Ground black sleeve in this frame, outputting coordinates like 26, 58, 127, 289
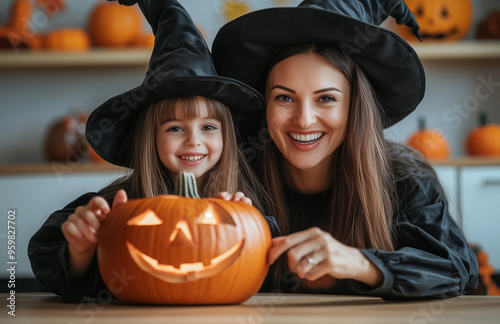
263, 215, 281, 238
27, 193, 110, 303
350, 169, 479, 300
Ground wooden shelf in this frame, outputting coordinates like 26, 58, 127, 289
0, 41, 499, 68
430, 157, 500, 167
0, 158, 499, 175
411, 40, 500, 60
0, 163, 126, 175
0, 48, 151, 69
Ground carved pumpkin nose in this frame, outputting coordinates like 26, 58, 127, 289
169, 203, 237, 247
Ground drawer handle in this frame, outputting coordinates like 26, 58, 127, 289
483, 179, 500, 186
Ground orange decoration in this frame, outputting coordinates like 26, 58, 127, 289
88, 1, 142, 47
31, 29, 90, 52
472, 244, 500, 296
407, 118, 450, 159
222, 0, 251, 22
97, 172, 271, 305
44, 113, 89, 162
131, 32, 155, 49
395, 0, 473, 41
0, 0, 34, 49
466, 114, 500, 157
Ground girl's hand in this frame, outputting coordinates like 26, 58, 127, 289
61, 189, 128, 277
215, 191, 252, 206
267, 227, 383, 288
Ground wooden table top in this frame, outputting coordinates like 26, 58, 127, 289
2, 292, 500, 324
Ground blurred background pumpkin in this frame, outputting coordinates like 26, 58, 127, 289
88, 1, 142, 47
407, 117, 451, 159
394, 0, 473, 41
466, 113, 500, 157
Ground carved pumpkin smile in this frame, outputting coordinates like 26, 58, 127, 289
126, 239, 244, 283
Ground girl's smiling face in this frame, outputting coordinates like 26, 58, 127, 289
156, 100, 223, 184
265, 52, 350, 173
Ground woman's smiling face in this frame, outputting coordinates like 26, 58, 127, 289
265, 52, 350, 172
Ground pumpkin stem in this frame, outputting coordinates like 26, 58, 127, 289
480, 112, 488, 126
418, 117, 426, 131
175, 172, 200, 198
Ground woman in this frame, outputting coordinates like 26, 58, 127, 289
212, 0, 478, 299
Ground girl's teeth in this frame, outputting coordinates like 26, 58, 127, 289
181, 156, 204, 161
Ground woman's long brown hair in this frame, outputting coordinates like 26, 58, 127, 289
259, 44, 396, 290
99, 96, 268, 214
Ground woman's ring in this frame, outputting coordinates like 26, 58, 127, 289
307, 257, 317, 265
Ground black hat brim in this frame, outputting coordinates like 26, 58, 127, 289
86, 76, 264, 168
212, 7, 425, 127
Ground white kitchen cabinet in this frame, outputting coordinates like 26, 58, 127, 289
460, 167, 500, 270
0, 168, 124, 279
434, 166, 460, 225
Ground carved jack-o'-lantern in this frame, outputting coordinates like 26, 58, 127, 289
396, 0, 473, 41
97, 172, 271, 305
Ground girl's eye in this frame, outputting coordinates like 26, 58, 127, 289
167, 126, 183, 132
275, 94, 293, 102
201, 124, 217, 131
318, 95, 336, 103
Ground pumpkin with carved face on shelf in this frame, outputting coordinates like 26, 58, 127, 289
395, 0, 473, 41
97, 172, 271, 305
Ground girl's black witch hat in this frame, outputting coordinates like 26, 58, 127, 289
86, 0, 264, 167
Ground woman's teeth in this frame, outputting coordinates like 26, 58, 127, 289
180, 155, 204, 161
289, 132, 324, 143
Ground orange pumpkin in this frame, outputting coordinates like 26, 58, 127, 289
97, 172, 271, 305
395, 0, 473, 41
31, 29, 90, 52
44, 113, 89, 162
0, 0, 33, 49
407, 118, 450, 159
88, 1, 142, 47
466, 114, 500, 157
131, 32, 155, 49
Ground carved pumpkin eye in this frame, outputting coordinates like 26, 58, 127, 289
127, 209, 163, 226
441, 7, 449, 18
415, 6, 424, 17
196, 203, 236, 226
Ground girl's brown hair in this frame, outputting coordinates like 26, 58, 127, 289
260, 43, 396, 290
100, 96, 267, 213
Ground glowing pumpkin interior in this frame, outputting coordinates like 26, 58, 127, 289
125, 203, 245, 283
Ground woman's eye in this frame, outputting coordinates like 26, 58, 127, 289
201, 124, 217, 131
275, 94, 293, 102
167, 126, 183, 132
318, 95, 336, 103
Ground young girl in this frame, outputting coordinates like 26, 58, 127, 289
28, 0, 275, 303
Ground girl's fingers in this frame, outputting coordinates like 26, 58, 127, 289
74, 206, 101, 230
86, 197, 110, 220
240, 196, 252, 205
66, 213, 97, 242
215, 192, 232, 201
112, 189, 128, 209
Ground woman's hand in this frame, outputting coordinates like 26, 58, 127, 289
61, 189, 128, 278
267, 227, 383, 288
215, 191, 252, 206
